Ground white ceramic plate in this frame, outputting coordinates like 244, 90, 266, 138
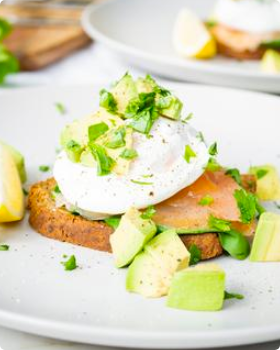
0, 84, 280, 349
82, 0, 280, 93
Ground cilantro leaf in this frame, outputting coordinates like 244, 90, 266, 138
209, 142, 218, 156
141, 205, 156, 220
88, 122, 109, 142
209, 215, 231, 232
119, 148, 138, 160
55, 102, 66, 115
225, 168, 242, 186
219, 229, 250, 260
224, 291, 244, 300
0, 244, 9, 251
256, 169, 268, 180
62, 255, 77, 271
0, 18, 12, 41
104, 216, 121, 230
39, 165, 50, 172
261, 39, 280, 50
206, 157, 221, 172
189, 244, 201, 265
66, 140, 83, 162
182, 113, 193, 123
196, 131, 205, 143
131, 179, 153, 185
22, 188, 29, 196
0, 44, 19, 84
234, 189, 257, 224
105, 126, 126, 149
184, 145, 197, 163
198, 195, 214, 206
99, 89, 117, 113
89, 143, 115, 176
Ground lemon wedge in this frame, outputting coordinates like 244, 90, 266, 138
261, 49, 280, 74
0, 144, 24, 222
173, 8, 217, 59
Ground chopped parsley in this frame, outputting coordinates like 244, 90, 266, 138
39, 165, 50, 172
224, 291, 244, 300
182, 112, 193, 123
89, 143, 115, 176
225, 168, 242, 186
104, 216, 121, 230
55, 102, 66, 115
189, 244, 201, 265
219, 229, 250, 260
208, 142, 218, 156
88, 122, 109, 142
141, 205, 156, 220
62, 255, 77, 271
234, 189, 257, 224
105, 126, 126, 149
184, 145, 197, 163
66, 140, 82, 161
99, 89, 117, 113
0, 18, 12, 40
261, 39, 280, 50
0, 244, 9, 251
196, 131, 205, 143
256, 169, 268, 180
209, 215, 231, 232
119, 148, 138, 160
53, 184, 61, 194
22, 188, 29, 196
205, 157, 221, 172
130, 179, 153, 185
205, 20, 217, 28
198, 195, 214, 206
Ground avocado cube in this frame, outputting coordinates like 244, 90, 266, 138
159, 96, 183, 121
250, 212, 280, 262
249, 165, 280, 201
110, 207, 157, 268
0, 141, 27, 183
112, 73, 138, 115
167, 264, 225, 311
126, 230, 190, 298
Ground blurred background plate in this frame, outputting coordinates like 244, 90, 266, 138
82, 0, 280, 93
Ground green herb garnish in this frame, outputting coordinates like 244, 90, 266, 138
198, 195, 214, 206
206, 157, 221, 172
208, 142, 218, 156
182, 112, 193, 123
209, 215, 231, 232
0, 244, 9, 251
88, 122, 109, 142
22, 188, 29, 196
184, 145, 197, 163
234, 188, 257, 224
39, 165, 50, 172
66, 140, 83, 162
189, 244, 201, 265
119, 148, 138, 160
274, 202, 280, 210
89, 143, 115, 176
225, 168, 242, 186
104, 216, 121, 230
224, 291, 244, 300
105, 126, 126, 149
99, 89, 117, 113
261, 39, 280, 50
196, 131, 205, 143
205, 20, 217, 28
141, 205, 156, 220
0, 18, 12, 40
62, 255, 77, 271
256, 169, 268, 180
55, 102, 66, 115
131, 179, 153, 185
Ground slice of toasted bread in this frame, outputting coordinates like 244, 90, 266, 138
28, 178, 224, 260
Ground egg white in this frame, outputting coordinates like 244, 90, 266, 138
53, 118, 209, 216
213, 0, 280, 33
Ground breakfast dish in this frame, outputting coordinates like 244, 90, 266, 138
11, 73, 277, 310
0, 83, 280, 347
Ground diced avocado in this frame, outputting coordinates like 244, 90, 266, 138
261, 50, 280, 74
249, 165, 280, 201
80, 149, 95, 167
0, 141, 27, 183
112, 73, 138, 115
167, 264, 226, 311
126, 230, 190, 298
135, 76, 156, 94
250, 212, 280, 262
158, 95, 183, 121
110, 207, 157, 268
65, 140, 83, 163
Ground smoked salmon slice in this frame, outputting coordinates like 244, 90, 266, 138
154, 171, 256, 236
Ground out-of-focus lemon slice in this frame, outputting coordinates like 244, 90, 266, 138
0, 144, 24, 222
173, 8, 217, 59
261, 49, 280, 74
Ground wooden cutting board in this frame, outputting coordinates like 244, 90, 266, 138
1, 5, 92, 71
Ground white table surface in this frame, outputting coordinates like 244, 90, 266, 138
1, 43, 280, 350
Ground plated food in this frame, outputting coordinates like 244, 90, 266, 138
173, 0, 280, 73
1, 74, 279, 313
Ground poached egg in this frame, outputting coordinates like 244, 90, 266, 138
54, 117, 209, 216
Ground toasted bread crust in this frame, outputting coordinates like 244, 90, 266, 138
28, 178, 225, 260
